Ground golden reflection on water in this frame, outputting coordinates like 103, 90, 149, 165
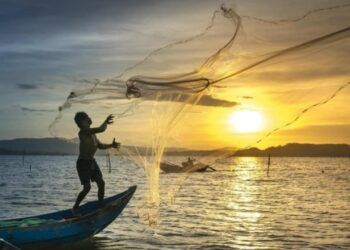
1, 156, 350, 249
224, 157, 271, 248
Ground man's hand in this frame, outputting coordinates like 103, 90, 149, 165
111, 138, 121, 149
85, 114, 114, 134
104, 114, 114, 125
100, 114, 114, 131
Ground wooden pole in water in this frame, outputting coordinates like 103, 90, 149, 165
108, 152, 112, 173
106, 153, 108, 170
267, 154, 271, 177
22, 149, 25, 167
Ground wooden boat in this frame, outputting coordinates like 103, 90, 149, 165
0, 238, 20, 249
160, 160, 214, 173
0, 186, 136, 249
160, 161, 184, 173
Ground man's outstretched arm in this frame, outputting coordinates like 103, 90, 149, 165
82, 115, 114, 134
97, 138, 121, 150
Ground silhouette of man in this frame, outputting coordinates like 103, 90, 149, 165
72, 112, 120, 216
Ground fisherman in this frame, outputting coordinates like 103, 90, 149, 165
72, 112, 120, 216
182, 156, 194, 168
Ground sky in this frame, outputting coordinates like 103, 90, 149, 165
0, 0, 349, 149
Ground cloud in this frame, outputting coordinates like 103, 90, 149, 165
21, 106, 55, 113
274, 124, 350, 144
249, 55, 350, 84
142, 93, 239, 107
17, 84, 37, 89
86, 93, 239, 107
197, 95, 239, 107
240, 96, 253, 99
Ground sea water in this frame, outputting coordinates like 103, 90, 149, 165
0, 155, 349, 249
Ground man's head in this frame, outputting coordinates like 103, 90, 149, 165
74, 112, 92, 128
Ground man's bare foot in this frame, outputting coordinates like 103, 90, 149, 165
72, 207, 82, 217
98, 201, 105, 209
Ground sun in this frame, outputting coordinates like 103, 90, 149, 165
229, 110, 264, 133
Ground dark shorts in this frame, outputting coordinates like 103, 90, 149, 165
76, 159, 103, 185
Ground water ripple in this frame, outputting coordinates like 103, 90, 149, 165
0, 156, 349, 249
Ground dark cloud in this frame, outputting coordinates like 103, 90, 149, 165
0, 0, 160, 43
87, 93, 239, 107
197, 95, 239, 107
17, 84, 37, 90
142, 94, 239, 107
0, 0, 162, 89
240, 96, 253, 99
21, 106, 55, 113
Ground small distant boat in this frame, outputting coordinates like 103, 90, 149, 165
0, 186, 136, 249
160, 161, 184, 173
160, 158, 215, 173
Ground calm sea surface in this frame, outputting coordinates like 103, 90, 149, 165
0, 156, 349, 249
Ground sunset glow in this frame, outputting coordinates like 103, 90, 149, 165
229, 110, 264, 133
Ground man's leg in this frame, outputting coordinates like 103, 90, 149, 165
92, 160, 105, 206
96, 177, 105, 206
73, 182, 91, 209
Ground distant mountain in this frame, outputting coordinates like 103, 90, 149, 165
0, 138, 349, 157
0, 138, 78, 155
0, 148, 20, 155
0, 137, 191, 156
0, 137, 237, 156
234, 143, 350, 157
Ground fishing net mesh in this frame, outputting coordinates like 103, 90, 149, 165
49, 2, 350, 225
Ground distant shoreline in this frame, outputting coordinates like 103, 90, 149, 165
0, 154, 349, 158
0, 138, 349, 157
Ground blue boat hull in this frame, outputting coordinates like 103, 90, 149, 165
0, 186, 137, 249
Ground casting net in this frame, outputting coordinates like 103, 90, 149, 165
49, 1, 350, 225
